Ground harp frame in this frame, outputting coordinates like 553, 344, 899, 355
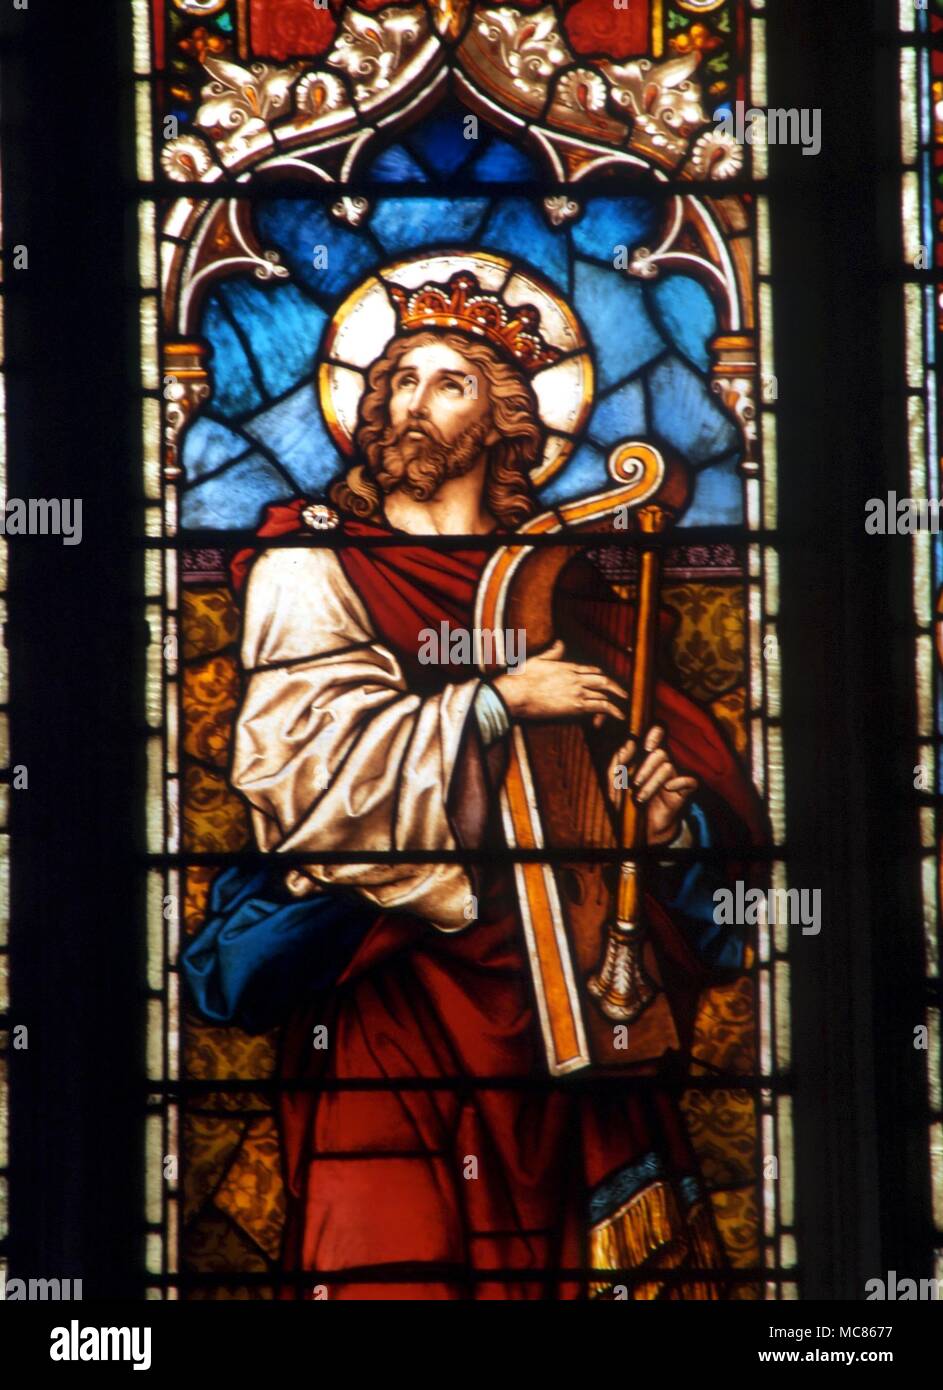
474, 442, 690, 1077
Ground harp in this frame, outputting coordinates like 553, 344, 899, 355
475, 441, 691, 1077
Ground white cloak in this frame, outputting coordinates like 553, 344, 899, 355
230, 546, 492, 932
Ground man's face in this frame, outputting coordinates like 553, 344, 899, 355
388, 341, 496, 448
366, 338, 500, 502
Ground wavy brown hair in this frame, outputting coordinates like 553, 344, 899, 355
329, 329, 543, 527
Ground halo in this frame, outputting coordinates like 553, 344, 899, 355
317, 250, 595, 488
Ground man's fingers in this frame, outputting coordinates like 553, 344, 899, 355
564, 664, 630, 703
643, 724, 665, 753
583, 697, 625, 723
607, 739, 635, 784
572, 664, 629, 695
580, 673, 629, 703
636, 762, 676, 804
664, 776, 698, 796
633, 747, 668, 787
568, 664, 629, 700
615, 738, 637, 767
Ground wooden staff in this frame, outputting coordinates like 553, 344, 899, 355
588, 501, 669, 1022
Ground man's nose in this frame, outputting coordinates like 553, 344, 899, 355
406, 380, 432, 415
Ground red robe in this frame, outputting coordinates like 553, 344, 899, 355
232, 504, 768, 1300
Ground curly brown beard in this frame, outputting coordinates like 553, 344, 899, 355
330, 330, 542, 528
368, 415, 491, 501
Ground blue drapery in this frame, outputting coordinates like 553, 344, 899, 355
180, 867, 376, 1034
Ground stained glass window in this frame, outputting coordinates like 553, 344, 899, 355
899, 0, 943, 1283
136, 0, 794, 1299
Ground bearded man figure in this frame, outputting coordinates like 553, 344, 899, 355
193, 269, 766, 1300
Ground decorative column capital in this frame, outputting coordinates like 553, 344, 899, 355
163, 342, 211, 483
709, 332, 758, 474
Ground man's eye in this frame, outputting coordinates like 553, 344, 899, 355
441, 379, 462, 394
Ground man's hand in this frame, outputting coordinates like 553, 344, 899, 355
607, 724, 698, 847
492, 640, 628, 726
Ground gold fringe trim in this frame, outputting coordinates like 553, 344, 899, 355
590, 1180, 677, 1270
589, 1182, 727, 1301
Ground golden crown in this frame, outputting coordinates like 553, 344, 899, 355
387, 270, 562, 374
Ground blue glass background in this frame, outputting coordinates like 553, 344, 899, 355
182, 170, 742, 529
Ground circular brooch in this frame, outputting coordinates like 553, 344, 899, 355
301, 503, 340, 532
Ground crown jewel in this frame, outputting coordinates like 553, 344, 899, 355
388, 270, 561, 373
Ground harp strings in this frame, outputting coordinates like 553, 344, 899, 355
553, 551, 637, 848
